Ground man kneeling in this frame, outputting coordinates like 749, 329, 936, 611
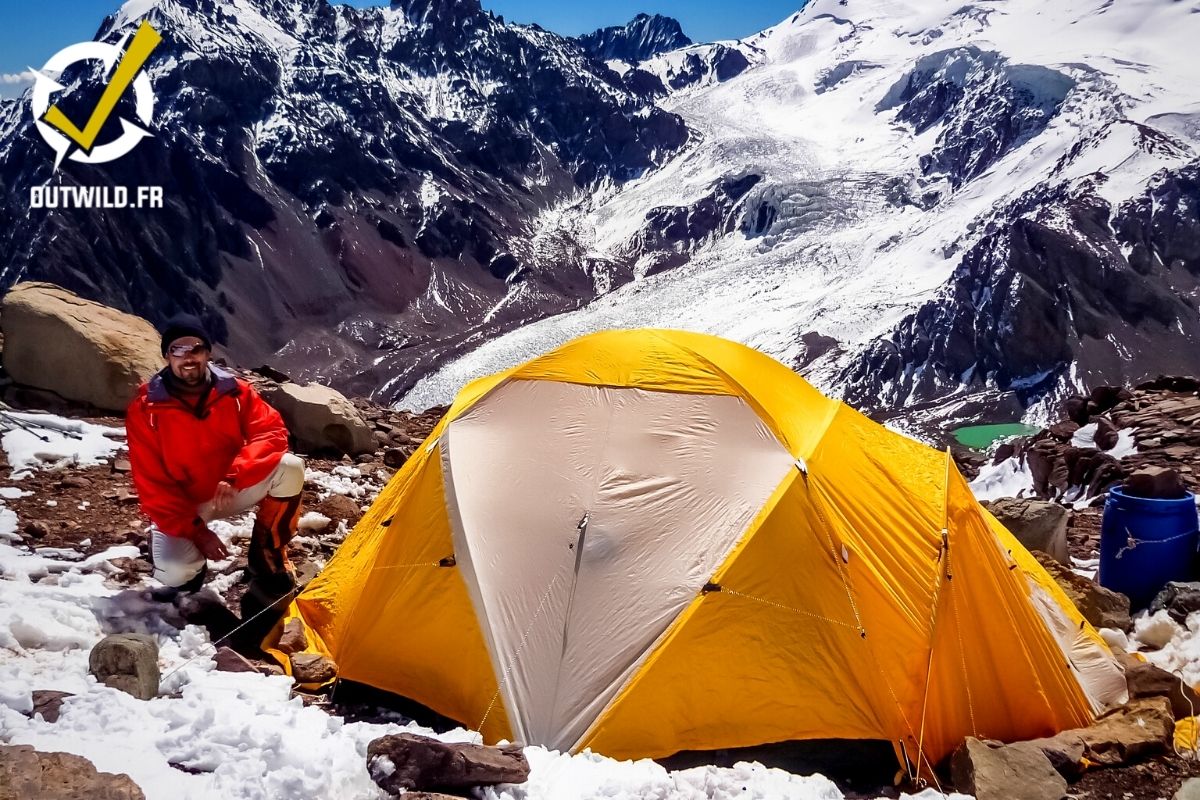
126, 314, 304, 650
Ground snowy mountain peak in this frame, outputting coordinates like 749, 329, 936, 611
577, 13, 692, 64
388, 0, 486, 27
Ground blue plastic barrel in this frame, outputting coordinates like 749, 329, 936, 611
1099, 486, 1199, 610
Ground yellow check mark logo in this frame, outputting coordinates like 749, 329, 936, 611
41, 21, 162, 153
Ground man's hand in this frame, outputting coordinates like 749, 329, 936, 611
210, 480, 237, 516
193, 526, 230, 562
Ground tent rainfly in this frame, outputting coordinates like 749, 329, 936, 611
271, 329, 1127, 778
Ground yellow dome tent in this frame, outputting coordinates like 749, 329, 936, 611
273, 329, 1127, 777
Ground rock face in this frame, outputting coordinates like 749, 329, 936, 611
0, 744, 144, 800
985, 498, 1069, 564
366, 733, 529, 795
842, 158, 1200, 421
950, 737, 1067, 800
576, 13, 692, 64
259, 382, 375, 456
88, 633, 160, 700
1033, 551, 1132, 632
1, 282, 161, 411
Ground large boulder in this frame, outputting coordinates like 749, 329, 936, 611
258, 382, 374, 456
366, 733, 529, 795
1076, 696, 1174, 765
950, 737, 1066, 800
1, 282, 161, 412
88, 633, 159, 700
0, 744, 144, 800
1032, 551, 1132, 631
986, 498, 1070, 564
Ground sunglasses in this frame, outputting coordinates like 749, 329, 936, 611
168, 343, 208, 358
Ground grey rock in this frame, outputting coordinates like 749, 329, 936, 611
88, 633, 160, 700
1175, 777, 1200, 800
259, 382, 375, 456
1150, 582, 1200, 625
366, 733, 529, 795
987, 497, 1069, 564
0, 744, 145, 800
950, 737, 1066, 800
1018, 733, 1086, 780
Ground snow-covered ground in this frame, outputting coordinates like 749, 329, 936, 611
0, 412, 968, 799
400, 0, 1199, 413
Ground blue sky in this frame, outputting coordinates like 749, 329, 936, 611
0, 0, 803, 98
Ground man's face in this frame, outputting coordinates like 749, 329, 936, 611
166, 336, 211, 387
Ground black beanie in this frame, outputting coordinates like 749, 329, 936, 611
160, 313, 212, 356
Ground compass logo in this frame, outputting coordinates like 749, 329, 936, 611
31, 21, 162, 169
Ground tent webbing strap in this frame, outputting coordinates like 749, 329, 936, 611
372, 555, 456, 571
707, 584, 860, 631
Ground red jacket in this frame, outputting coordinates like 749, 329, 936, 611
126, 365, 289, 539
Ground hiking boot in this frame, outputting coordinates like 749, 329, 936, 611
148, 563, 208, 602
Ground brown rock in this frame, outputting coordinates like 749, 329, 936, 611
1077, 696, 1174, 765
0, 282, 162, 412
383, 447, 410, 469
289, 653, 337, 684
277, 619, 308, 655
1119, 653, 1200, 719
319, 493, 362, 525
111, 459, 132, 473
1093, 417, 1120, 451
108, 557, 152, 579
1124, 466, 1187, 500
60, 476, 93, 489
23, 520, 49, 540
1033, 551, 1132, 631
1046, 421, 1080, 441
213, 646, 257, 674
1063, 395, 1089, 425
366, 733, 529, 795
0, 744, 144, 800
28, 690, 72, 723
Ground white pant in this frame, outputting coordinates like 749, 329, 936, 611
150, 453, 305, 587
